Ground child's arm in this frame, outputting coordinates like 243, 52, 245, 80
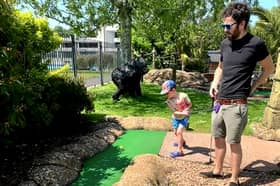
166, 99, 177, 112
173, 94, 192, 119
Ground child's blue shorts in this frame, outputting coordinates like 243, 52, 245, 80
172, 117, 189, 129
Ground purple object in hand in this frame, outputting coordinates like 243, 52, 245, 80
213, 102, 221, 113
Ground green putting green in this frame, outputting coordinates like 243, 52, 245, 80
253, 89, 271, 97
72, 130, 166, 186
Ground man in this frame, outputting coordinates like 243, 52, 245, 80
201, 2, 275, 186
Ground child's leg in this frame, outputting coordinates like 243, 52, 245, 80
176, 125, 185, 154
173, 128, 177, 136
182, 118, 189, 145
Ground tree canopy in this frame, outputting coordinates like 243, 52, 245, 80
18, 0, 263, 67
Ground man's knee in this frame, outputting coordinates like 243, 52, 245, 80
215, 137, 226, 148
230, 143, 242, 153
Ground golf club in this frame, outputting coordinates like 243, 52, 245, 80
204, 97, 215, 165
205, 134, 214, 165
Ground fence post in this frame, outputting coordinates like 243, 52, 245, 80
117, 46, 121, 67
99, 41, 104, 86
71, 34, 77, 78
171, 53, 176, 81
152, 47, 156, 69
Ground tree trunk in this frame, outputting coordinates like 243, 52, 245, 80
119, 14, 131, 64
253, 49, 280, 141
115, 0, 132, 64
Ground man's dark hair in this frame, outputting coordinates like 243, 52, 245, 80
222, 2, 250, 28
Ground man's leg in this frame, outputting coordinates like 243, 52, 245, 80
213, 137, 226, 174
230, 143, 242, 183
224, 104, 247, 184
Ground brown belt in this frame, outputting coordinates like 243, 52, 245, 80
217, 99, 247, 105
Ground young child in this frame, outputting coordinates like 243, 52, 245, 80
160, 80, 192, 158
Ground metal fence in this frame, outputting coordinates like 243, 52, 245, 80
42, 36, 122, 87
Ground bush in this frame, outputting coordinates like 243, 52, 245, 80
0, 74, 94, 138
0, 4, 93, 139
43, 76, 94, 125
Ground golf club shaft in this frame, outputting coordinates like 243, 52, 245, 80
209, 97, 215, 163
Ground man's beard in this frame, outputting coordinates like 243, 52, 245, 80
225, 29, 240, 40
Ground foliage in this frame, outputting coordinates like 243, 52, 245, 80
132, 0, 260, 71
0, 2, 93, 137
0, 73, 94, 136
77, 55, 98, 70
88, 83, 267, 135
251, 6, 280, 63
76, 53, 116, 71
131, 29, 152, 56
41, 76, 94, 125
19, 0, 262, 71
48, 63, 70, 77
53, 26, 73, 37
1, 10, 62, 80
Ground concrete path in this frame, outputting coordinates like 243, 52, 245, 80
159, 132, 280, 172
84, 74, 112, 87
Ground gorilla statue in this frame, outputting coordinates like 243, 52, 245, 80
111, 57, 148, 101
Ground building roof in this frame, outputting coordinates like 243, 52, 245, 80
207, 50, 220, 63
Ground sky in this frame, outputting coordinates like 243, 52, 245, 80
258, 0, 278, 9
251, 0, 278, 25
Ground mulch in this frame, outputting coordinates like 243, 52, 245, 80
163, 156, 280, 186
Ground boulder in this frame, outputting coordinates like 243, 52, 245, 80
105, 116, 171, 131
143, 68, 208, 88
114, 154, 172, 186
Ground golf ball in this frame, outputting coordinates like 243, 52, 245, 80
119, 145, 124, 149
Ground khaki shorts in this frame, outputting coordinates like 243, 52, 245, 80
211, 104, 248, 144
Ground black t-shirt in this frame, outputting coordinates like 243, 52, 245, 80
218, 33, 269, 99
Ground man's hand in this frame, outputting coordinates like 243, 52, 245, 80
209, 62, 222, 98
250, 55, 274, 96
209, 83, 218, 98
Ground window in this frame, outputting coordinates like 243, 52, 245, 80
79, 42, 98, 48
63, 42, 72, 48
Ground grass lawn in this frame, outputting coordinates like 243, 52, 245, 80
87, 82, 267, 135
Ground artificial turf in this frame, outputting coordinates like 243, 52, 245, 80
72, 130, 166, 186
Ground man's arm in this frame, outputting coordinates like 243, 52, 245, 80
250, 55, 275, 95
209, 62, 223, 98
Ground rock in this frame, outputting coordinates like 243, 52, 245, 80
32, 151, 82, 171
114, 154, 172, 186
17, 121, 124, 186
252, 122, 280, 142
105, 116, 171, 131
143, 68, 208, 88
26, 165, 78, 186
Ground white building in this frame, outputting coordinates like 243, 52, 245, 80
44, 25, 120, 68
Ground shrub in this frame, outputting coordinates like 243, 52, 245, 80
43, 76, 94, 125
0, 3, 93, 139
0, 73, 94, 137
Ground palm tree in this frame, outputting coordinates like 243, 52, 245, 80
251, 6, 280, 62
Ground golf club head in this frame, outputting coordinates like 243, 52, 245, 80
204, 159, 214, 165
